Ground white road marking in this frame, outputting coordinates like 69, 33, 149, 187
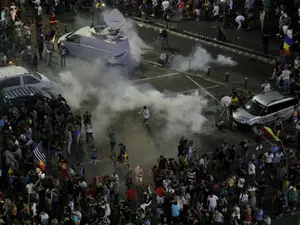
184, 75, 220, 102
131, 72, 179, 82
206, 85, 220, 90
142, 58, 229, 87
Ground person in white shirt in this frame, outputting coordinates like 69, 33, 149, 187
261, 81, 271, 93
278, 66, 291, 94
207, 194, 218, 212
235, 14, 245, 30
212, 4, 219, 22
239, 192, 248, 206
248, 161, 256, 185
37, 5, 43, 17
139, 106, 150, 129
264, 151, 274, 164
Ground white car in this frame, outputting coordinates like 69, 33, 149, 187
0, 66, 51, 90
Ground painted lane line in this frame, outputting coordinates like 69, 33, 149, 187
142, 58, 229, 87
184, 75, 220, 103
131, 72, 179, 82
206, 85, 220, 90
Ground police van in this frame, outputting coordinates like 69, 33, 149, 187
57, 9, 130, 64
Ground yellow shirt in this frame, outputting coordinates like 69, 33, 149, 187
231, 97, 238, 104
282, 180, 289, 192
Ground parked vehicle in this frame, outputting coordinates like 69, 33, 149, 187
0, 86, 70, 115
0, 66, 51, 90
232, 91, 298, 128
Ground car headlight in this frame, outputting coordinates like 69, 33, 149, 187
102, 3, 105, 7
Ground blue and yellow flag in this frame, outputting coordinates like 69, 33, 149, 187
283, 35, 293, 55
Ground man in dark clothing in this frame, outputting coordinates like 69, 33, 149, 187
262, 31, 270, 56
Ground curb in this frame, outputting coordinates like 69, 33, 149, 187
133, 17, 273, 64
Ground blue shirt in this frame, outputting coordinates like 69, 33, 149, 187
256, 209, 263, 221
171, 203, 180, 217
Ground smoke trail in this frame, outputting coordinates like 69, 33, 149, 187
51, 12, 210, 141
172, 46, 237, 71
120, 19, 152, 64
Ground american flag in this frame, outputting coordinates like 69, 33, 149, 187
33, 141, 46, 165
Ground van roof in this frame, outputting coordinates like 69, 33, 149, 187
2, 86, 40, 100
253, 91, 295, 106
0, 66, 28, 78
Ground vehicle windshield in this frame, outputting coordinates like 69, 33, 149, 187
38, 89, 53, 99
66, 32, 75, 38
244, 99, 265, 116
30, 72, 42, 80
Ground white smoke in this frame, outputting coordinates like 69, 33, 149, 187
120, 19, 152, 64
51, 13, 210, 141
52, 60, 209, 139
172, 46, 237, 72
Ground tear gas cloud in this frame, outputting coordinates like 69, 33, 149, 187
172, 46, 237, 72
51, 16, 214, 140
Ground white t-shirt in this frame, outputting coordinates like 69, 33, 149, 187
162, 0, 170, 11
213, 5, 219, 16
248, 162, 255, 175
143, 108, 150, 119
264, 152, 274, 163
239, 193, 248, 203
26, 183, 34, 194
235, 15, 245, 23
207, 195, 218, 208
261, 83, 270, 92
237, 178, 245, 188
221, 96, 231, 108
37, 6, 42, 16
79, 181, 87, 189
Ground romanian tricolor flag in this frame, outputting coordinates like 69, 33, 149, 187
262, 126, 280, 142
283, 35, 293, 55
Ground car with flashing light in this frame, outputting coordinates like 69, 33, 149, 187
57, 9, 130, 64
0, 66, 51, 90
232, 91, 298, 128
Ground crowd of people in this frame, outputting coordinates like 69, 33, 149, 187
1, 0, 300, 225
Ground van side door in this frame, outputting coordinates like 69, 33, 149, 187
262, 103, 281, 125
65, 34, 81, 56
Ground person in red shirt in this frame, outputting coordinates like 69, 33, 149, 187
125, 186, 135, 208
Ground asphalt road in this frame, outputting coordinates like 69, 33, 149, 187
24, 12, 299, 223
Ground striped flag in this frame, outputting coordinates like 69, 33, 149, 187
33, 141, 46, 170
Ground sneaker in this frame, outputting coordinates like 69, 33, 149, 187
151, 14, 155, 17
260, 145, 263, 149
256, 146, 259, 151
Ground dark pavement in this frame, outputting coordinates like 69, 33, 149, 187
21, 11, 299, 224
138, 16, 280, 56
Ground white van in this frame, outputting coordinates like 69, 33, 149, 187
57, 9, 130, 64
0, 66, 51, 90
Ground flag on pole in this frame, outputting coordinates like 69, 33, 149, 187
33, 141, 46, 171
283, 35, 293, 55
262, 126, 280, 142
